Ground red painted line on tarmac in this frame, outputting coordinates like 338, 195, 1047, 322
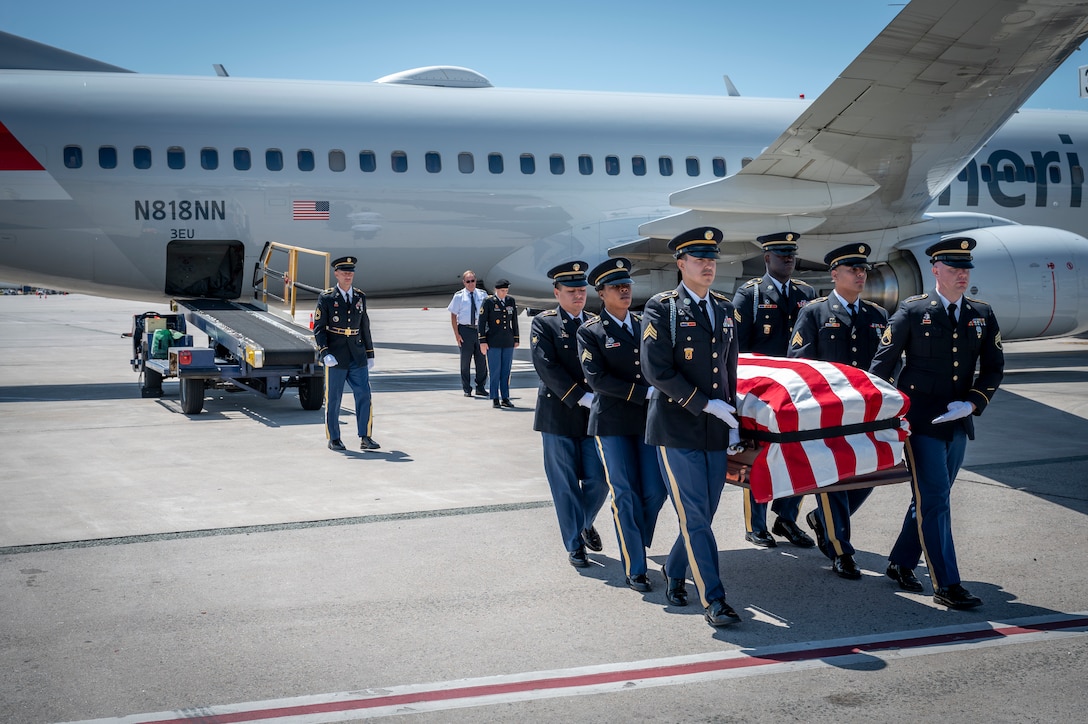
75, 615, 1088, 723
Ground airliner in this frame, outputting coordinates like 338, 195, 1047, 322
2, 0, 1088, 341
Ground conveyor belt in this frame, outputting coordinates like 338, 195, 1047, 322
178, 299, 316, 367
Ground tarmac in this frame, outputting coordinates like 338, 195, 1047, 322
1, 293, 1086, 723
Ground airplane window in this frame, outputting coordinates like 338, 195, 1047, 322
605, 156, 619, 176
659, 157, 673, 176
133, 146, 152, 170
328, 150, 346, 172
551, 154, 565, 175
63, 146, 82, 169
1050, 165, 1062, 183
520, 154, 535, 174
631, 156, 646, 176
167, 147, 185, 170
1001, 165, 1015, 183
359, 151, 377, 173
1072, 166, 1084, 185
234, 148, 251, 171
425, 152, 442, 173
713, 157, 726, 177
201, 148, 218, 171
577, 155, 592, 175
1024, 166, 1036, 184
297, 150, 315, 172
686, 157, 700, 176
266, 149, 284, 172
98, 146, 117, 170
488, 153, 504, 174
458, 152, 474, 173
980, 165, 992, 183
391, 151, 408, 173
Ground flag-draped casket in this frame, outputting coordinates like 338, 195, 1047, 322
736, 354, 910, 503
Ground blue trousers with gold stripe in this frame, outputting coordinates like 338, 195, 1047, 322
657, 446, 728, 607
595, 435, 668, 579
541, 433, 608, 553
744, 491, 803, 535
812, 488, 873, 559
889, 431, 967, 589
325, 361, 372, 441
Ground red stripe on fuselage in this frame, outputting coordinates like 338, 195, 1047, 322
0, 120, 44, 171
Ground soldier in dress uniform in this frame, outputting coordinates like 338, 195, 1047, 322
642, 227, 743, 627
788, 243, 888, 579
478, 278, 520, 408
313, 256, 379, 452
870, 236, 1004, 609
733, 232, 816, 549
530, 260, 608, 568
577, 258, 668, 593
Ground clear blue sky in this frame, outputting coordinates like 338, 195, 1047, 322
3, 0, 1086, 109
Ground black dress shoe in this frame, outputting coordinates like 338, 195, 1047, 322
493, 399, 501, 408
464, 391, 473, 397
327, 439, 346, 451
581, 526, 603, 552
772, 518, 816, 548
934, 584, 982, 610
626, 574, 652, 592
360, 436, 381, 450
886, 563, 924, 592
832, 554, 862, 580
500, 398, 515, 408
568, 546, 589, 568
704, 598, 741, 627
805, 510, 830, 557
475, 388, 488, 397
661, 565, 688, 606
745, 530, 777, 548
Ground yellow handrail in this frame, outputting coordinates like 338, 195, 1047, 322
255, 242, 330, 318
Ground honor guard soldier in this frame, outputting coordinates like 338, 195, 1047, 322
478, 278, 520, 408
733, 232, 816, 549
313, 256, 380, 451
870, 236, 1004, 609
577, 258, 668, 593
642, 227, 743, 627
530, 260, 608, 568
788, 243, 888, 579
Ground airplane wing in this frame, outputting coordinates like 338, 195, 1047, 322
637, 0, 1088, 252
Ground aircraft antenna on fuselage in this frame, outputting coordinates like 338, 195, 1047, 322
723, 75, 740, 97
213, 64, 229, 77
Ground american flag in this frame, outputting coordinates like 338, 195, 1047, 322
292, 200, 329, 220
736, 354, 909, 502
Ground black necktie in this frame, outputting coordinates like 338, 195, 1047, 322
572, 315, 582, 328
469, 292, 476, 325
698, 299, 710, 326
948, 302, 957, 325
849, 303, 857, 325
623, 321, 632, 336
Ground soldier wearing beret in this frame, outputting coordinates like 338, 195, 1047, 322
788, 243, 888, 579
577, 258, 668, 593
530, 260, 608, 568
642, 227, 743, 627
870, 236, 1004, 609
733, 232, 816, 549
313, 256, 379, 452
478, 278, 520, 408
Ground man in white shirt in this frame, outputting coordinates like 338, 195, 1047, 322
447, 270, 488, 397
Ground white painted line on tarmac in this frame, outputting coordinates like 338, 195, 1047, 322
63, 612, 1088, 723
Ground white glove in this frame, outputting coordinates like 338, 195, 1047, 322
932, 400, 973, 424
367, 358, 375, 371
578, 392, 595, 409
704, 399, 739, 428
323, 354, 338, 367
645, 386, 655, 400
